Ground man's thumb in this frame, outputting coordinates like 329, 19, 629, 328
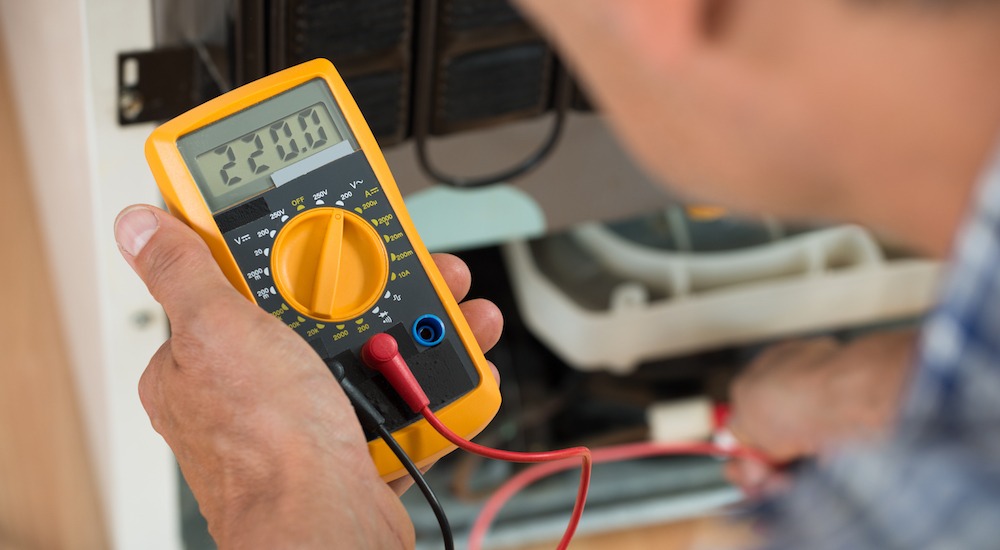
115, 205, 237, 323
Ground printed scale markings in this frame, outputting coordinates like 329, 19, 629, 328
248, 176, 418, 338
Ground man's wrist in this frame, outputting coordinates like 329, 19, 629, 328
202, 444, 414, 548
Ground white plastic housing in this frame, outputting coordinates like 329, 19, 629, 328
504, 225, 940, 373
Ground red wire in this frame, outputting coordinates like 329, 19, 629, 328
360, 334, 772, 549
420, 406, 592, 550
469, 441, 772, 550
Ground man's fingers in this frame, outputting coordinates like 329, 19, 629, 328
724, 460, 765, 499
431, 254, 503, 354
460, 299, 503, 354
115, 205, 242, 326
724, 458, 792, 500
428, 254, 501, 382
432, 253, 472, 303
486, 360, 501, 387
387, 476, 415, 496
386, 464, 434, 497
727, 412, 803, 463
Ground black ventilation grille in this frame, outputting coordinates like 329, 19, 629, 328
442, 0, 523, 32
438, 43, 550, 128
345, 71, 407, 141
291, 0, 410, 60
271, 0, 414, 146
233, 0, 569, 144
429, 0, 554, 135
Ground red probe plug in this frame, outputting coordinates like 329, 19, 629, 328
361, 333, 431, 412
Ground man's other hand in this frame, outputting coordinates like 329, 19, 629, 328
114, 204, 502, 549
726, 331, 917, 499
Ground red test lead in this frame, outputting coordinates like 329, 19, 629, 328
361, 333, 593, 550
360, 333, 776, 550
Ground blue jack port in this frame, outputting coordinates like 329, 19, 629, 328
412, 314, 446, 347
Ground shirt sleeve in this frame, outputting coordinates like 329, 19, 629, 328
761, 430, 1000, 550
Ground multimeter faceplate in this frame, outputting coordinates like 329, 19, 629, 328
221, 151, 478, 432
145, 60, 501, 481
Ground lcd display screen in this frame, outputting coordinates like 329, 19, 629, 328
178, 79, 358, 213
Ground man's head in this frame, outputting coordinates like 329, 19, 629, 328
515, 0, 1000, 255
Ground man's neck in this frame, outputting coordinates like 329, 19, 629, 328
851, 12, 1000, 258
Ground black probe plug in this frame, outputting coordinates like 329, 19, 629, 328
325, 358, 385, 431
325, 355, 456, 550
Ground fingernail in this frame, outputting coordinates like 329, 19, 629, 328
115, 206, 159, 257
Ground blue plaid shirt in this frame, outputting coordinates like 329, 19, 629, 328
765, 157, 1000, 549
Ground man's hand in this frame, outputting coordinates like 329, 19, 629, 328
114, 205, 502, 549
726, 331, 917, 498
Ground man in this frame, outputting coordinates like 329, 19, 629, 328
113, 0, 1000, 547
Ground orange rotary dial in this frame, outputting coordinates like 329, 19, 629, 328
271, 208, 389, 322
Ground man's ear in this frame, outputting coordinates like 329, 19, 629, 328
704, 0, 738, 38
610, 0, 736, 68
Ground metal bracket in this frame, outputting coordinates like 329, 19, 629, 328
117, 46, 225, 125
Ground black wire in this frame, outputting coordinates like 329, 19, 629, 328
412, 0, 573, 188
326, 360, 454, 549
375, 424, 455, 550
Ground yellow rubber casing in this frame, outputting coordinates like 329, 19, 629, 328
145, 59, 502, 481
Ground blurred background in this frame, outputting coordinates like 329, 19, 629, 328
0, 0, 940, 548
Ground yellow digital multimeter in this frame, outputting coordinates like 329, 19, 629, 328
145, 59, 501, 481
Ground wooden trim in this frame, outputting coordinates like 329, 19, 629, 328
0, 34, 108, 550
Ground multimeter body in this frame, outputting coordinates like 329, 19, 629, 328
145, 59, 501, 481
